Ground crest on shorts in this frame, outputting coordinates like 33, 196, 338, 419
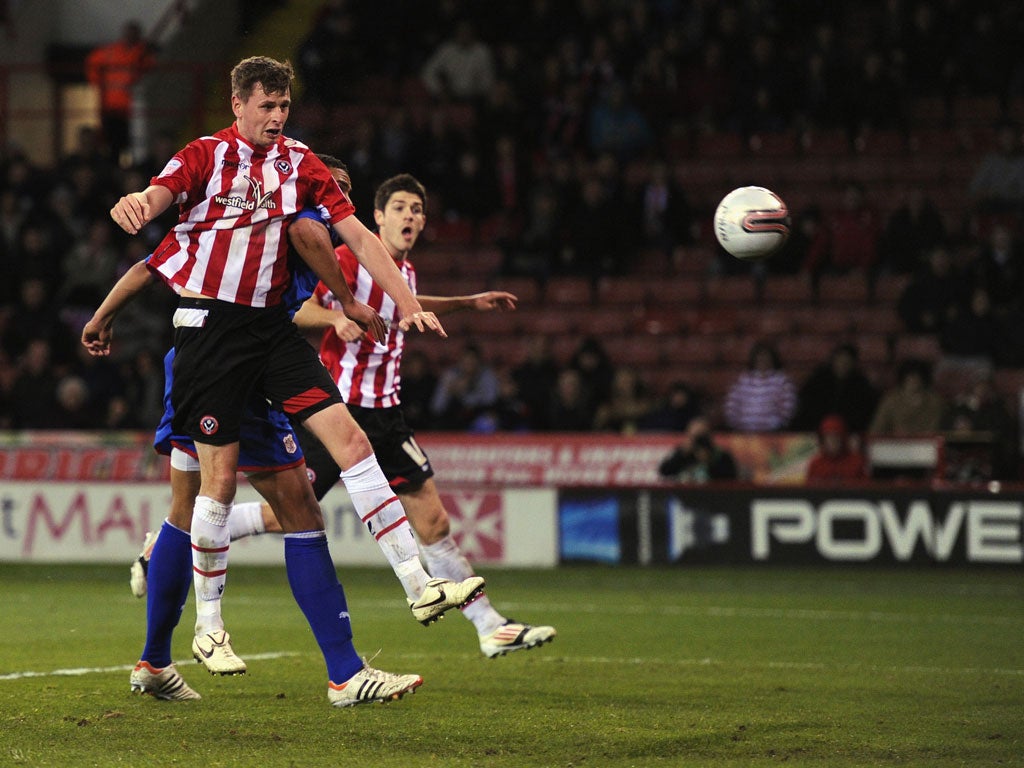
275, 159, 292, 174
199, 415, 219, 435
283, 434, 297, 454
306, 467, 316, 485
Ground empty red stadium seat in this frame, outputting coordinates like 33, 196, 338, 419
545, 276, 594, 304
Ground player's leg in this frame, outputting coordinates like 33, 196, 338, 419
250, 464, 422, 706
190, 440, 239, 641
401, 478, 557, 657
299, 410, 483, 623
130, 461, 202, 700
129, 499, 281, 599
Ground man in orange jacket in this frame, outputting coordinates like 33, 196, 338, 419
85, 20, 155, 164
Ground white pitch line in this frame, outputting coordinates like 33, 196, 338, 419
3, 650, 1021, 683
495, 602, 1024, 627
230, 596, 1024, 627
0, 652, 298, 682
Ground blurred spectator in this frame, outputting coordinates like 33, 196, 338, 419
967, 121, 1024, 215
410, 108, 467, 199
9, 339, 60, 429
511, 334, 560, 431
12, 221, 63, 293
2, 277, 76, 364
471, 369, 529, 433
844, 49, 906, 137
85, 20, 156, 164
441, 148, 497, 225
545, 368, 597, 431
805, 414, 868, 483
59, 219, 121, 308
658, 417, 738, 483
939, 286, 1010, 365
968, 223, 1024, 311
897, 246, 966, 334
639, 380, 701, 433
869, 358, 947, 436
881, 187, 947, 275
941, 374, 1017, 480
500, 185, 563, 282
396, 348, 437, 431
567, 336, 614, 416
804, 182, 882, 280
561, 176, 629, 279
120, 348, 164, 428
774, 206, 825, 276
792, 342, 879, 434
429, 342, 500, 430
593, 367, 653, 434
723, 340, 798, 432
632, 160, 692, 257
587, 80, 654, 162
295, 5, 364, 105
681, 40, 733, 131
421, 20, 495, 103
0, 350, 15, 429
53, 375, 101, 430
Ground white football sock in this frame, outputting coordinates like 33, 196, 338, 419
228, 501, 266, 541
192, 495, 231, 636
340, 454, 428, 600
420, 535, 504, 635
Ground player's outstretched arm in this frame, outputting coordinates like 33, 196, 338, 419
293, 296, 371, 343
332, 216, 447, 337
417, 290, 518, 316
81, 260, 156, 356
288, 217, 387, 342
110, 185, 174, 235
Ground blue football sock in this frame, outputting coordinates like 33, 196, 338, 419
140, 521, 192, 667
284, 532, 362, 683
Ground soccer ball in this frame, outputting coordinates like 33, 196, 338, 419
713, 186, 790, 260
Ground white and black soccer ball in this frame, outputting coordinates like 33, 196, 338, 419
713, 186, 790, 260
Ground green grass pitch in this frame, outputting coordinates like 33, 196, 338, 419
1, 563, 1021, 767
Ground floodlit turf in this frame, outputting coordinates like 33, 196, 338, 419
1, 563, 1021, 767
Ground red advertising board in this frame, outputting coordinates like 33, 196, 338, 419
0, 431, 818, 485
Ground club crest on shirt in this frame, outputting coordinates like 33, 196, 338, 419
275, 159, 292, 174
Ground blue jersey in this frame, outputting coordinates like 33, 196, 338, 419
152, 206, 335, 470
282, 206, 341, 316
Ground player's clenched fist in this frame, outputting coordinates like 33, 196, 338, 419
110, 192, 151, 235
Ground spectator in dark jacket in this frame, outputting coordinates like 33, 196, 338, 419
792, 342, 879, 433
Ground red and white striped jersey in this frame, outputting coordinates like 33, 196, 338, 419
315, 241, 416, 408
146, 122, 354, 307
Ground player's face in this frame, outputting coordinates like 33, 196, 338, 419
374, 191, 425, 258
329, 166, 352, 196
231, 83, 290, 147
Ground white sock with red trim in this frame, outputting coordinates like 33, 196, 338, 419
420, 535, 505, 635
340, 454, 428, 600
192, 495, 231, 636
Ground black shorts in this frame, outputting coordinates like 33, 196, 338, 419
171, 297, 342, 445
296, 405, 435, 501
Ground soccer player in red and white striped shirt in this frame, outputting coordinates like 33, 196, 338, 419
293, 173, 557, 658
107, 56, 466, 706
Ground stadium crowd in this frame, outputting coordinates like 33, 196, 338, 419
3, 0, 1024, 478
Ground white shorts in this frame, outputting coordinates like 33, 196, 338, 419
170, 447, 201, 472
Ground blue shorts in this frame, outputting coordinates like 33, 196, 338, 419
154, 350, 305, 472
